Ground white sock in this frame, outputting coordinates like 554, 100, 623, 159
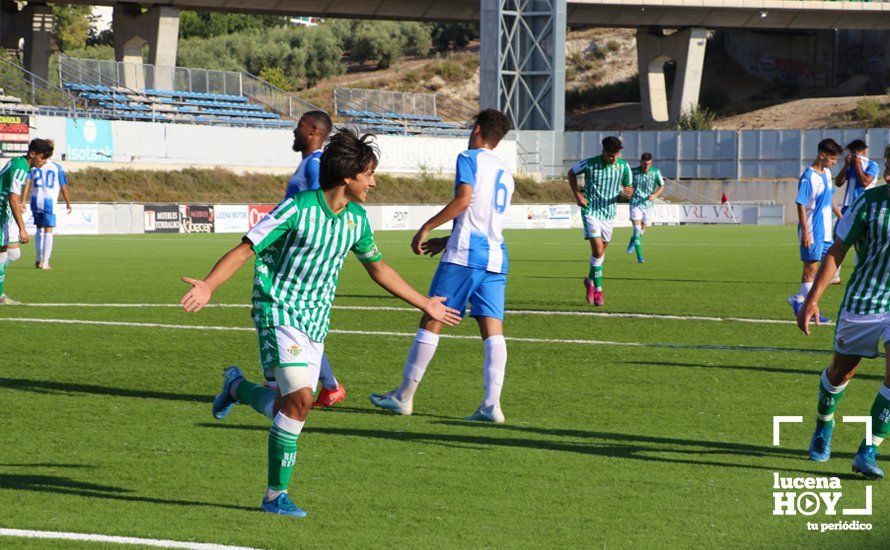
318, 353, 339, 390
482, 335, 507, 408
396, 328, 439, 402
34, 231, 43, 263
42, 233, 54, 266
795, 281, 813, 302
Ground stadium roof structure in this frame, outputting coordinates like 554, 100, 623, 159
60, 0, 890, 30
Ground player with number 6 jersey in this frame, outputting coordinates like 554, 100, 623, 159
371, 109, 515, 423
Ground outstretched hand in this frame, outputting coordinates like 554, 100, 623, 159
180, 276, 213, 312
797, 299, 821, 336
411, 229, 429, 255
423, 296, 462, 326
420, 237, 448, 257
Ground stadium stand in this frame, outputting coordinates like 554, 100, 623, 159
334, 87, 474, 137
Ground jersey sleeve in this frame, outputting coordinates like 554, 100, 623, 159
304, 156, 321, 190
621, 163, 632, 187
795, 173, 812, 206
58, 165, 68, 188
571, 159, 587, 175
245, 199, 298, 253
835, 195, 868, 245
9, 159, 28, 195
351, 217, 382, 263
655, 169, 665, 188
455, 151, 477, 187
866, 161, 880, 184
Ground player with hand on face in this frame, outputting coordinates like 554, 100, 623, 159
370, 109, 515, 423
180, 128, 461, 518
0, 138, 52, 304
567, 136, 633, 306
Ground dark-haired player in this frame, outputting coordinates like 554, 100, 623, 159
180, 128, 461, 518
370, 109, 515, 423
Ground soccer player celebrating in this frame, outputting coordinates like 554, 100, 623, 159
30, 150, 72, 270
284, 110, 346, 408
798, 183, 890, 480
0, 139, 51, 304
180, 129, 461, 518
787, 138, 843, 321
567, 136, 632, 306
625, 152, 664, 263
369, 109, 514, 423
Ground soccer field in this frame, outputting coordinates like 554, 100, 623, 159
0, 226, 886, 549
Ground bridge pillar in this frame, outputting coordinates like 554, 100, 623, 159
113, 4, 180, 90
637, 27, 708, 127
480, 0, 566, 132
0, 2, 54, 83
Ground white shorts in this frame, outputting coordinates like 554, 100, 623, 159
630, 206, 651, 224
834, 311, 890, 359
582, 214, 613, 242
2, 218, 18, 246
256, 325, 325, 396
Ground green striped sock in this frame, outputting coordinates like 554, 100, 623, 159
268, 426, 299, 491
866, 386, 890, 447
816, 369, 847, 429
235, 379, 277, 419
0, 259, 6, 296
593, 265, 603, 290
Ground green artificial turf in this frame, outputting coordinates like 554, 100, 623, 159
0, 226, 885, 549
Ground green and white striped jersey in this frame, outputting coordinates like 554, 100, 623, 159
631, 166, 664, 209
837, 186, 890, 315
245, 189, 382, 341
0, 156, 29, 226
572, 155, 632, 221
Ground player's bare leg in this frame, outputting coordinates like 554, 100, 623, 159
789, 261, 827, 321
808, 353, 861, 462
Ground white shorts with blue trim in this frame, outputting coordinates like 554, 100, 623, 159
582, 214, 613, 242
834, 311, 890, 359
429, 261, 506, 321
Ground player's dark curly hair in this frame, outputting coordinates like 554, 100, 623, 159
473, 109, 511, 146
28, 138, 53, 157
319, 128, 378, 190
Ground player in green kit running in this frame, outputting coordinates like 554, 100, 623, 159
567, 136, 632, 306
625, 152, 665, 263
0, 138, 52, 304
798, 183, 890, 480
180, 129, 461, 517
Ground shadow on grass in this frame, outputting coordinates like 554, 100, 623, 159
197, 422, 861, 480
622, 360, 885, 381
0, 377, 210, 403
0, 472, 256, 512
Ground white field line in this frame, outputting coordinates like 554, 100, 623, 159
0, 317, 831, 355
10, 302, 814, 326
0, 528, 261, 550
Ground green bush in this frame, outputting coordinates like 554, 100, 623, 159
852, 98, 890, 128
674, 106, 716, 130
566, 77, 640, 111
258, 67, 292, 91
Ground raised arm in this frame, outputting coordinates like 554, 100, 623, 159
411, 184, 472, 255
362, 260, 461, 325
180, 239, 254, 312
835, 157, 849, 188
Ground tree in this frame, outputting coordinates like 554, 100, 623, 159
301, 27, 344, 86
179, 11, 288, 39
52, 5, 92, 52
430, 22, 479, 51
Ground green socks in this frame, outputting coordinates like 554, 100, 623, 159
816, 369, 848, 428
588, 256, 604, 290
235, 379, 277, 419
0, 258, 6, 296
633, 228, 643, 261
267, 413, 304, 492
864, 385, 890, 448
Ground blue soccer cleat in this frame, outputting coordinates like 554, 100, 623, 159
787, 296, 830, 323
369, 391, 413, 415
852, 445, 884, 480
464, 404, 505, 424
626, 241, 635, 254
261, 493, 307, 518
808, 421, 834, 462
637, 256, 645, 264
212, 366, 243, 420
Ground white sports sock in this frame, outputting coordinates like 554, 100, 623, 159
6, 247, 20, 262
396, 328, 439, 402
42, 233, 54, 266
318, 353, 339, 390
482, 335, 507, 408
34, 231, 43, 263
794, 281, 813, 302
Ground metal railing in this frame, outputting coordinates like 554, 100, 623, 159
0, 55, 87, 113
334, 87, 476, 125
59, 56, 319, 120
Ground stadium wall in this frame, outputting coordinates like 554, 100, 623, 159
27, 115, 518, 175
19, 202, 782, 237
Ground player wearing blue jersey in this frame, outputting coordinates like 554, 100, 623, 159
30, 156, 72, 270
836, 139, 880, 214
283, 110, 346, 409
787, 138, 843, 321
370, 109, 514, 423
